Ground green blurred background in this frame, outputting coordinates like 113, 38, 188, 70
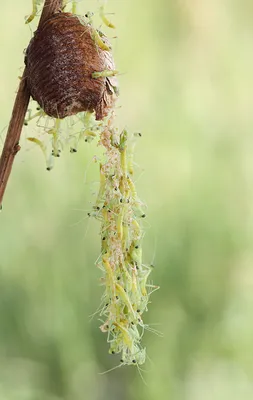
1, 0, 253, 399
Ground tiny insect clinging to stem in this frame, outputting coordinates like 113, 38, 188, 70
26, 0, 43, 24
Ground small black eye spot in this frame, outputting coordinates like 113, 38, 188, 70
132, 359, 136, 364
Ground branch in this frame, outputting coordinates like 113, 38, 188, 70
40, 0, 64, 23
0, 0, 63, 207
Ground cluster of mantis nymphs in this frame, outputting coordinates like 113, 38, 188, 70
26, 0, 114, 28
24, 0, 159, 369
95, 125, 160, 368
25, 111, 160, 368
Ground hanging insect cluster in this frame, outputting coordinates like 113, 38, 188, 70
24, 0, 159, 368
94, 126, 160, 367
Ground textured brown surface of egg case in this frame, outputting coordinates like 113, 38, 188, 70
25, 12, 117, 120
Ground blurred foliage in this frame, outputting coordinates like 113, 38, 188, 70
1, 0, 253, 399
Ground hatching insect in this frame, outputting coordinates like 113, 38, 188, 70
92, 70, 118, 79
99, 5, 115, 29
27, 137, 53, 171
26, 0, 45, 24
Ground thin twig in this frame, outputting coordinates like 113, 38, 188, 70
40, 0, 64, 23
0, 0, 63, 207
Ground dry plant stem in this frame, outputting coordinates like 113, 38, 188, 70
0, 74, 30, 207
40, 0, 64, 23
0, 0, 63, 207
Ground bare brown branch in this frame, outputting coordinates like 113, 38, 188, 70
0, 0, 64, 207
40, 0, 64, 23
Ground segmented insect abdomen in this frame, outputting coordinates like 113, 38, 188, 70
25, 12, 117, 120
